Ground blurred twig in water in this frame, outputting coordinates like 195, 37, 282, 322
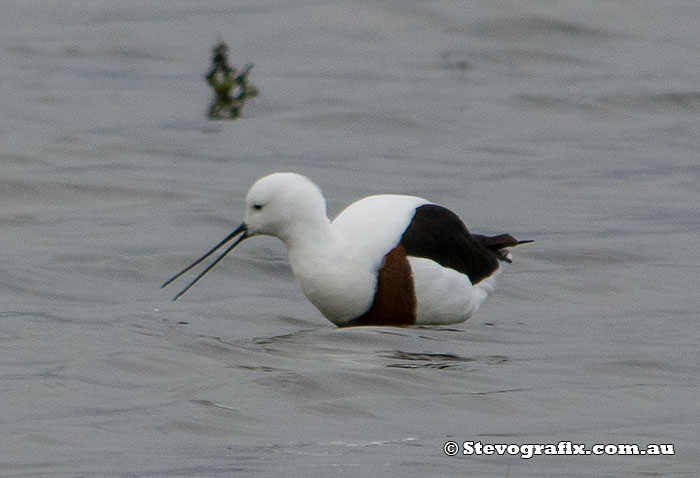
205, 41, 258, 120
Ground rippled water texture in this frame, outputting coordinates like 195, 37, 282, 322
2, 1, 699, 476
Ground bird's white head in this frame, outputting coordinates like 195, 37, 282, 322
243, 173, 329, 244
161, 172, 331, 301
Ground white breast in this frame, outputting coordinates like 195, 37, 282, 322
288, 195, 428, 325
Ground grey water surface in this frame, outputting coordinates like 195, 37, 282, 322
2, 1, 699, 477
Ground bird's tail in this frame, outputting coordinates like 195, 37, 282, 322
474, 234, 533, 263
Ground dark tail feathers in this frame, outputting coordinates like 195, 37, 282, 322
474, 234, 533, 263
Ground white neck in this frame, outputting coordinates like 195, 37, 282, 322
281, 214, 335, 257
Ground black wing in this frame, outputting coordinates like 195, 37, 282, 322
400, 204, 530, 285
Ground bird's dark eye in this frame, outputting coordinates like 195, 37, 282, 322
252, 204, 263, 211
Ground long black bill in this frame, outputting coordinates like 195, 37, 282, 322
162, 223, 248, 301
